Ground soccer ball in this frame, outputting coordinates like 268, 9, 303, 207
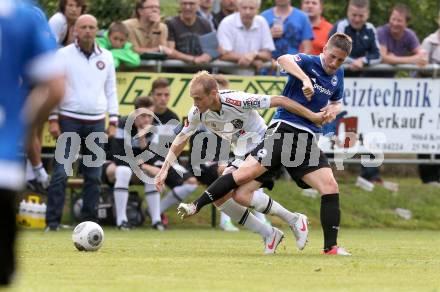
72, 221, 104, 251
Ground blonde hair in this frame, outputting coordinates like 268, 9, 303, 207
213, 74, 229, 90
237, 0, 261, 8
189, 70, 218, 95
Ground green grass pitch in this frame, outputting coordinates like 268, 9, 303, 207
8, 227, 440, 291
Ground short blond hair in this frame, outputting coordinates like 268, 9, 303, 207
213, 74, 229, 90
189, 70, 218, 95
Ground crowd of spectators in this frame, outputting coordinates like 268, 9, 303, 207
45, 0, 440, 74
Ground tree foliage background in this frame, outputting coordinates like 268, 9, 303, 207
39, 0, 439, 40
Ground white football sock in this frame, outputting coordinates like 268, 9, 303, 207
218, 198, 271, 237
160, 184, 197, 213
250, 188, 298, 225
33, 163, 49, 187
145, 183, 161, 225
253, 210, 268, 222
220, 211, 232, 224
26, 160, 35, 181
113, 166, 132, 225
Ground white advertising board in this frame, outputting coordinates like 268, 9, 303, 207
318, 78, 440, 154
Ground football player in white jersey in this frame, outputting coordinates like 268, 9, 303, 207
155, 71, 324, 253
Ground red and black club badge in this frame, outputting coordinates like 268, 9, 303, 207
96, 61, 106, 70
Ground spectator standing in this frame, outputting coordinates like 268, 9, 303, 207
261, 0, 314, 59
49, 0, 86, 47
301, 0, 333, 55
166, 0, 214, 65
45, 15, 119, 231
329, 0, 381, 75
123, 0, 172, 56
377, 4, 427, 68
217, 0, 275, 75
96, 22, 141, 69
214, 0, 237, 26
198, 0, 217, 30
418, 10, 440, 187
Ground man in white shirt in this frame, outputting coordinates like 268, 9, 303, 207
45, 14, 119, 231
156, 71, 324, 253
217, 0, 275, 75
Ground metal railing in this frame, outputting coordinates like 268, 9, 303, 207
138, 59, 440, 78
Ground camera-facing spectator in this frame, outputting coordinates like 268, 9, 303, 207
301, 0, 333, 55
96, 22, 141, 69
217, 0, 274, 75
214, 0, 237, 27
261, 0, 313, 59
166, 0, 213, 65
330, 0, 381, 73
123, 0, 172, 56
198, 0, 217, 30
377, 4, 427, 67
49, 0, 86, 47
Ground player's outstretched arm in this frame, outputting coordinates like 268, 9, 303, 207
277, 54, 314, 100
270, 95, 324, 126
154, 132, 189, 192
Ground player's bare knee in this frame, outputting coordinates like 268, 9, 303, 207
232, 190, 247, 206
320, 179, 339, 194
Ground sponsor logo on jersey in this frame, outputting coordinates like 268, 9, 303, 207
313, 83, 332, 96
225, 98, 241, 106
231, 119, 244, 129
242, 98, 260, 109
96, 61, 105, 70
331, 75, 338, 86
293, 54, 301, 62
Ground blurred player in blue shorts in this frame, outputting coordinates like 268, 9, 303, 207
0, 0, 64, 285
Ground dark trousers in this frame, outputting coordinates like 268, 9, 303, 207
0, 189, 16, 285
45, 118, 105, 227
418, 154, 440, 183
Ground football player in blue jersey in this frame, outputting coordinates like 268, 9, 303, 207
177, 33, 353, 256
0, 1, 64, 285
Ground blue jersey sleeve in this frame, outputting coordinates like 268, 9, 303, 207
330, 69, 344, 101
24, 5, 59, 82
291, 53, 313, 71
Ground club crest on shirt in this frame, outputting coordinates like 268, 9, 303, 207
96, 61, 105, 70
231, 119, 243, 129
225, 98, 241, 106
331, 75, 338, 86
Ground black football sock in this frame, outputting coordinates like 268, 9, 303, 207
193, 173, 238, 212
0, 190, 17, 286
320, 193, 340, 251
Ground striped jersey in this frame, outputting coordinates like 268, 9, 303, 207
181, 90, 271, 156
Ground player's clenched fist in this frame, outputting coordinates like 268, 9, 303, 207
155, 170, 168, 192
301, 78, 314, 100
